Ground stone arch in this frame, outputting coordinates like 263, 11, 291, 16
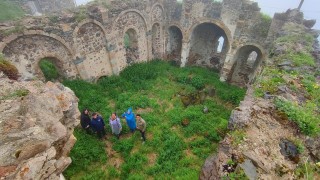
187, 22, 230, 70
74, 20, 113, 80
167, 25, 183, 64
73, 19, 108, 40
112, 9, 148, 33
112, 10, 149, 71
152, 23, 163, 59
151, 4, 164, 22
124, 28, 139, 64
1, 31, 78, 79
229, 45, 265, 87
187, 18, 232, 44
37, 57, 64, 80
217, 36, 225, 53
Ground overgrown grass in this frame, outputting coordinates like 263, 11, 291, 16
255, 24, 320, 137
64, 129, 107, 178
62, 60, 246, 179
39, 59, 60, 81
0, 0, 25, 22
275, 98, 320, 136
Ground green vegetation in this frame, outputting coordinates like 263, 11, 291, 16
290, 138, 305, 154
252, 13, 272, 38
228, 129, 246, 147
275, 98, 320, 136
0, 0, 25, 22
74, 7, 88, 23
3, 22, 25, 36
254, 24, 320, 137
222, 169, 248, 180
62, 60, 246, 179
0, 89, 29, 100
0, 55, 19, 80
64, 129, 107, 178
124, 33, 131, 49
294, 160, 320, 179
39, 59, 61, 81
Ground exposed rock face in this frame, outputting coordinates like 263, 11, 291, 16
200, 92, 302, 179
0, 78, 80, 179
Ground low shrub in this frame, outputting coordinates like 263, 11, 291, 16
0, 57, 19, 80
275, 98, 320, 136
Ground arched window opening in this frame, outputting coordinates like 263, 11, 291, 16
229, 46, 263, 87
188, 23, 229, 70
246, 51, 258, 68
167, 26, 183, 64
124, 29, 139, 65
152, 23, 162, 59
216, 36, 225, 53
39, 58, 62, 82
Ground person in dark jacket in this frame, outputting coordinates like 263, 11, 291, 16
90, 112, 106, 139
80, 108, 91, 134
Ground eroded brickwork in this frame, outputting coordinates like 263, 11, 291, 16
1, 0, 292, 86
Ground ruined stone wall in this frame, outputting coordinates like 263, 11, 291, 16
0, 0, 273, 84
29, 0, 76, 14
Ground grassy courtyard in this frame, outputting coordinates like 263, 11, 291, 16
47, 60, 246, 179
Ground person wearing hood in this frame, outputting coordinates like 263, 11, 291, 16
122, 108, 136, 133
80, 108, 91, 134
109, 112, 122, 139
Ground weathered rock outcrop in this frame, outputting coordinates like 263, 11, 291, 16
201, 8, 320, 180
0, 77, 80, 179
200, 93, 302, 179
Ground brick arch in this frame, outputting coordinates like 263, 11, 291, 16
151, 3, 164, 23
228, 44, 265, 87
112, 9, 148, 33
186, 21, 231, 70
167, 25, 183, 64
1, 30, 74, 55
187, 18, 232, 44
73, 19, 107, 41
1, 31, 79, 79
73, 20, 113, 80
112, 9, 149, 71
152, 22, 164, 59
36, 56, 65, 80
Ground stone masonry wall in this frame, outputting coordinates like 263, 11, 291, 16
28, 0, 76, 15
0, 0, 277, 85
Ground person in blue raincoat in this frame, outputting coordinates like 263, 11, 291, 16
122, 108, 136, 133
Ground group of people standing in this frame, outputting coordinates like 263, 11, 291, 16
80, 108, 146, 143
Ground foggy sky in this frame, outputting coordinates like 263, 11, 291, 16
75, 0, 320, 31
255, 0, 319, 30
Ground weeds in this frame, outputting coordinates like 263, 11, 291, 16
0, 55, 19, 80
62, 60, 245, 178
228, 129, 246, 147
64, 129, 107, 178
39, 59, 60, 81
275, 98, 320, 136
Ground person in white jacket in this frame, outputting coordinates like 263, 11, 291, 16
109, 113, 122, 139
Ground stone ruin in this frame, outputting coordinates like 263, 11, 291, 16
13, 0, 76, 15
0, 0, 315, 86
